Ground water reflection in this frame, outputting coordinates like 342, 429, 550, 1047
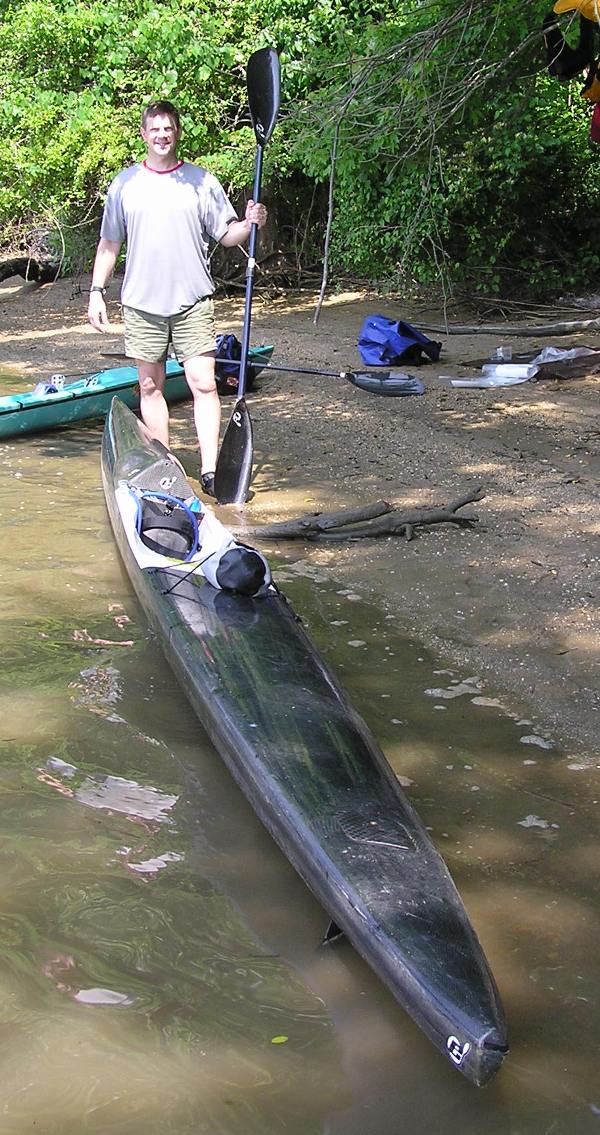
0, 727, 341, 1135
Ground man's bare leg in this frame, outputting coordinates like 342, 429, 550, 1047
183, 353, 220, 474
136, 360, 169, 446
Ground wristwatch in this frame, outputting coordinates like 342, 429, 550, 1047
90, 285, 107, 295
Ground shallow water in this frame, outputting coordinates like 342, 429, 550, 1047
0, 417, 599, 1133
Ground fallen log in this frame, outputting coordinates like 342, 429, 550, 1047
415, 318, 600, 337
250, 499, 394, 539
250, 488, 485, 541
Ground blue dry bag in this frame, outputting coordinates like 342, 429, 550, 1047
358, 316, 441, 367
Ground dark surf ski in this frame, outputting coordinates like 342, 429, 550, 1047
101, 397, 508, 1086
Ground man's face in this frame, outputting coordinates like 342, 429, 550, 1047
141, 114, 180, 162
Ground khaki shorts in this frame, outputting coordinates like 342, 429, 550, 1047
123, 297, 215, 363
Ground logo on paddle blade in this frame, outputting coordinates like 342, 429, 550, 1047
446, 1036, 471, 1067
232, 411, 243, 428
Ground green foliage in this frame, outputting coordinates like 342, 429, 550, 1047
0, 0, 250, 246
2, 0, 600, 295
280, 0, 600, 296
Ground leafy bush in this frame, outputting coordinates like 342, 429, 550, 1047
2, 0, 600, 296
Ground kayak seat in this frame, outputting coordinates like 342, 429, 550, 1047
136, 491, 199, 562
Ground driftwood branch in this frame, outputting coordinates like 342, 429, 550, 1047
251, 499, 394, 539
250, 488, 485, 541
415, 318, 600, 337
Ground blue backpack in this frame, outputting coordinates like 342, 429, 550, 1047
358, 315, 441, 367
215, 333, 259, 396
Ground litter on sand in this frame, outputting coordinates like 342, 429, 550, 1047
448, 346, 600, 388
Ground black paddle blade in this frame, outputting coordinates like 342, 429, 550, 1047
214, 398, 254, 504
346, 371, 425, 397
247, 47, 280, 145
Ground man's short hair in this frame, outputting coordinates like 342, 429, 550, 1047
141, 100, 181, 130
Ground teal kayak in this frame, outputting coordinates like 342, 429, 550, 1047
0, 344, 273, 440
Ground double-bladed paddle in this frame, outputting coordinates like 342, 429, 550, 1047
210, 358, 425, 397
214, 47, 280, 504
99, 352, 423, 397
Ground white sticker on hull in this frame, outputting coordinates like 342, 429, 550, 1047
447, 1036, 471, 1066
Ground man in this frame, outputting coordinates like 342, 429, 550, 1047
87, 99, 267, 497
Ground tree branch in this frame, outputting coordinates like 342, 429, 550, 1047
250, 488, 485, 541
415, 318, 600, 337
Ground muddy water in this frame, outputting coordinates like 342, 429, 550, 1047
0, 411, 599, 1134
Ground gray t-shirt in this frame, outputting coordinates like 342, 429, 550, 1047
100, 160, 238, 316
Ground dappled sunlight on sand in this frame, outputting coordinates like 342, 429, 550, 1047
483, 395, 594, 425
247, 476, 373, 519
0, 322, 122, 349
526, 510, 599, 537
221, 288, 368, 320
253, 391, 356, 420
457, 460, 516, 476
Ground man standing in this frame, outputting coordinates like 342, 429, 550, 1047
87, 99, 267, 497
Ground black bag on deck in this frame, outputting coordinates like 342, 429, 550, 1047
215, 334, 259, 396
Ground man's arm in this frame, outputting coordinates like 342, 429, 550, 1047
87, 238, 121, 332
219, 200, 267, 248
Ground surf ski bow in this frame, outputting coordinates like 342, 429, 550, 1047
101, 397, 508, 1086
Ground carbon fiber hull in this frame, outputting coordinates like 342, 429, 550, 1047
101, 397, 508, 1086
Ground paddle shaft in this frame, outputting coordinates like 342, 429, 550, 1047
214, 47, 280, 503
237, 144, 264, 400
222, 358, 392, 383
224, 356, 422, 397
